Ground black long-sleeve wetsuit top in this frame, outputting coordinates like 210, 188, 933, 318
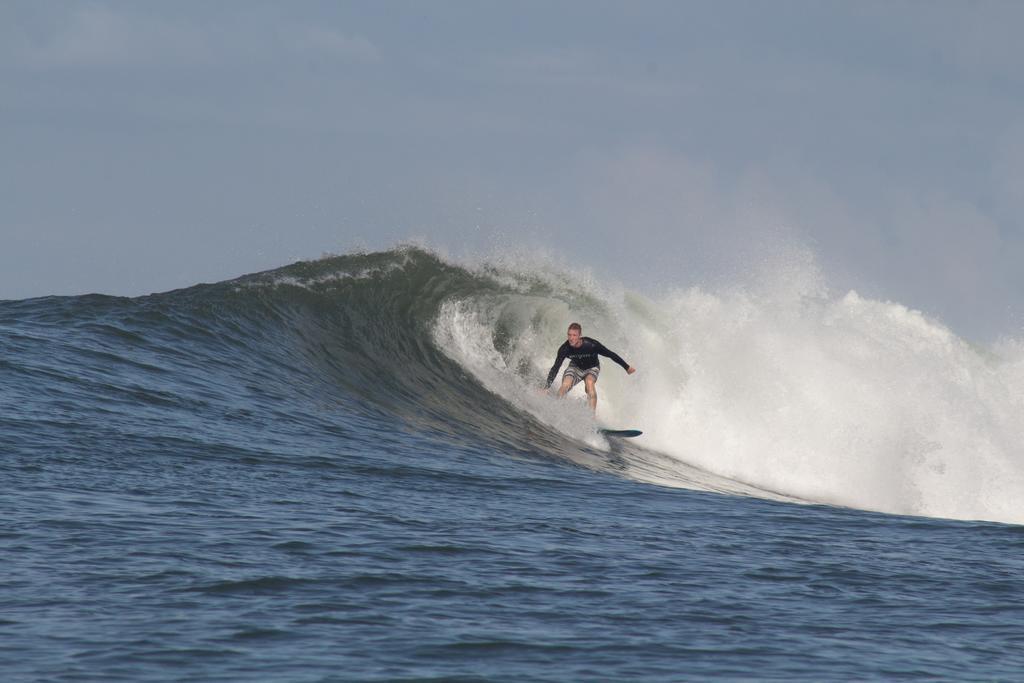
545, 337, 630, 388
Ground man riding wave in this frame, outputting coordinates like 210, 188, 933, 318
545, 322, 636, 413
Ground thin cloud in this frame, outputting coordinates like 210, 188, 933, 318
9, 5, 380, 70
994, 124, 1024, 216
850, 2, 1024, 82
289, 26, 379, 63
13, 5, 211, 68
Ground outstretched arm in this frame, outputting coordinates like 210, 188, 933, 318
545, 345, 568, 388
598, 342, 626, 374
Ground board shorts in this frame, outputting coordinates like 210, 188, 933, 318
562, 364, 599, 389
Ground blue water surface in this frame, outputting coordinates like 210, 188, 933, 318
3, 257, 1023, 682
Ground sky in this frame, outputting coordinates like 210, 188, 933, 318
2, 1, 1023, 339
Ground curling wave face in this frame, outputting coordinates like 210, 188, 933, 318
8, 246, 1022, 523
424, 248, 1024, 524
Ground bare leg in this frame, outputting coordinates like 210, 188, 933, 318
557, 374, 574, 397
584, 375, 598, 413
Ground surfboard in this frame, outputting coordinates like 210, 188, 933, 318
599, 429, 642, 438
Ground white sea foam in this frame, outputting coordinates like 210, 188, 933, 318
433, 249, 1024, 524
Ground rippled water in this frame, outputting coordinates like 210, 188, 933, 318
3, 249, 1023, 681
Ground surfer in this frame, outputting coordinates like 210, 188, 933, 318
545, 322, 636, 413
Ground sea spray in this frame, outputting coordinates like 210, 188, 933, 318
433, 248, 1024, 524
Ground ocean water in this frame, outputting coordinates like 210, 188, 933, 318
2, 246, 1023, 681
